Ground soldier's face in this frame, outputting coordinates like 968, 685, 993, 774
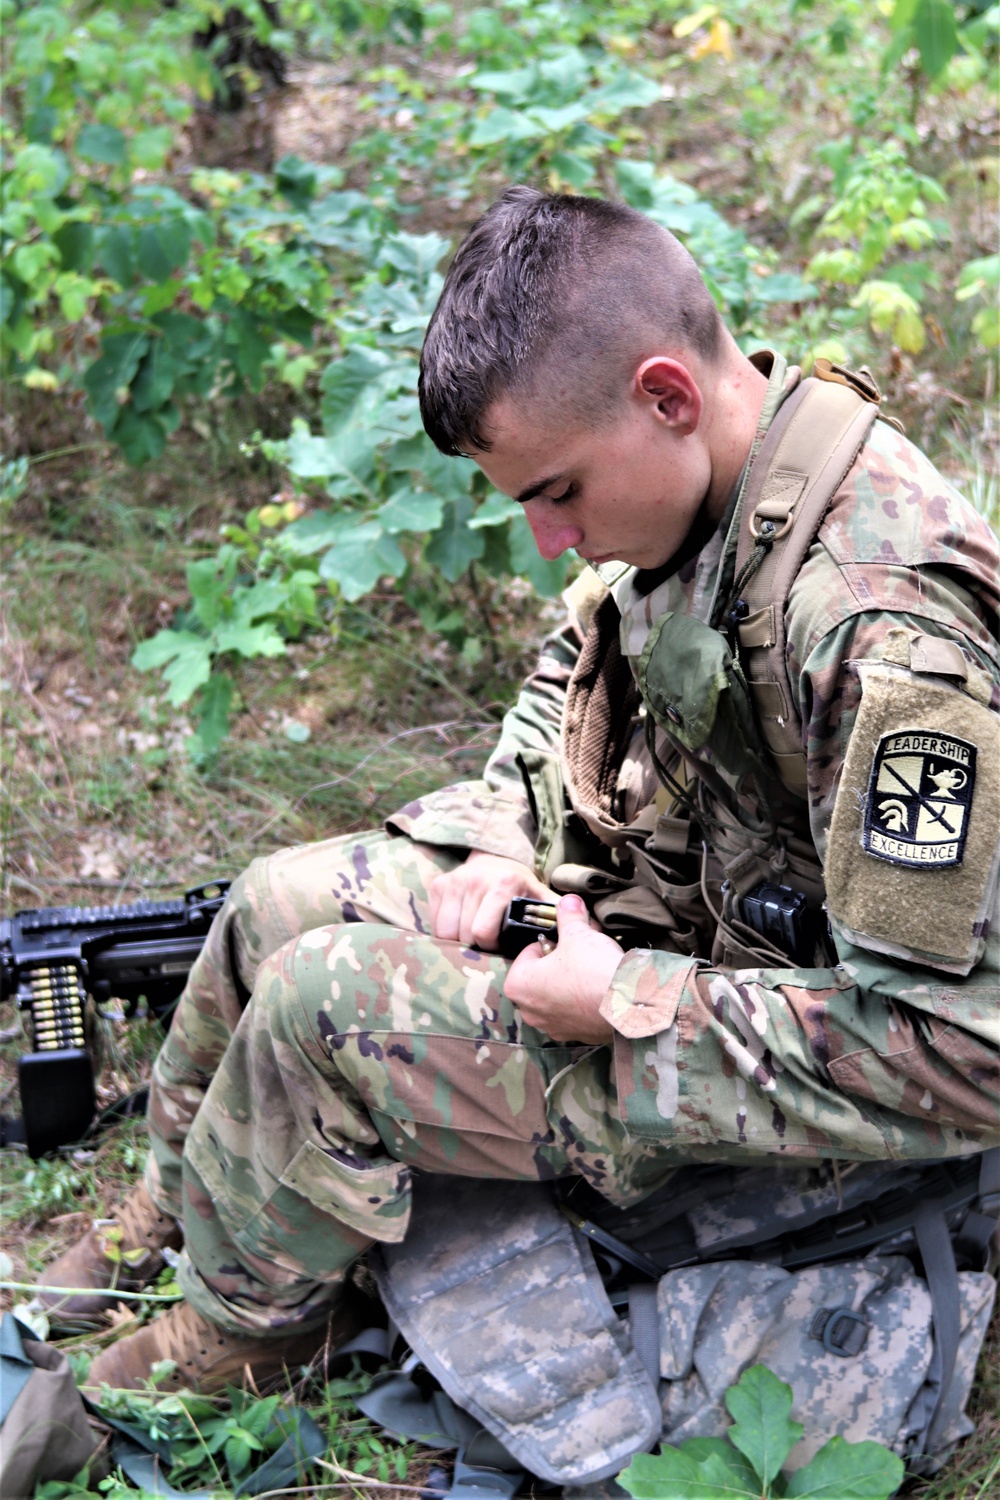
474, 386, 717, 572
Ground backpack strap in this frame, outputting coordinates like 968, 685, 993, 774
730, 362, 885, 796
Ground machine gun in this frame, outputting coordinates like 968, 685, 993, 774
0, 882, 230, 1158
0, 886, 564, 1159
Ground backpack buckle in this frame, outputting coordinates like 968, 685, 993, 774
810, 1306, 871, 1357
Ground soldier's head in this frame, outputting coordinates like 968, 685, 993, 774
419, 186, 766, 572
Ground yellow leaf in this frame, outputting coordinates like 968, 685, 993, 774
693, 16, 735, 61
674, 4, 717, 39
894, 306, 926, 354
23, 368, 59, 391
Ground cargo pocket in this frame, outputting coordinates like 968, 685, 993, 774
278, 1139, 412, 1243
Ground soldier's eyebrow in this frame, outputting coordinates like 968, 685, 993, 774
515, 472, 566, 505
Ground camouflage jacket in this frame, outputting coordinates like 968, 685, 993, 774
390, 353, 1000, 1160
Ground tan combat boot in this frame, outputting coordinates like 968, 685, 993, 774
83, 1299, 360, 1395
37, 1180, 183, 1331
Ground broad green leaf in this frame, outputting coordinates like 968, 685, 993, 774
76, 123, 127, 166
785, 1436, 905, 1498
53, 221, 95, 274
912, 0, 958, 77
193, 672, 234, 759
132, 628, 204, 671
282, 508, 353, 555
550, 151, 596, 189
112, 406, 168, 466
469, 66, 538, 98
187, 556, 230, 630
54, 271, 94, 323
468, 492, 521, 528
132, 126, 174, 170
972, 304, 1000, 348
424, 496, 486, 581
285, 425, 378, 498
227, 307, 272, 388
377, 232, 451, 284
469, 108, 544, 146
318, 524, 407, 600
725, 1364, 802, 1487
231, 576, 295, 624
131, 341, 178, 413
15, 144, 71, 198
754, 272, 817, 304
83, 330, 149, 429
276, 153, 318, 209
320, 346, 397, 430
528, 103, 589, 133
890, 0, 920, 33
136, 219, 193, 282
377, 487, 444, 533
12, 241, 57, 284
213, 622, 286, 658
538, 48, 591, 94
956, 253, 1000, 296
591, 70, 662, 113
618, 1447, 730, 1499
161, 636, 213, 705
0, 276, 17, 327
95, 225, 136, 287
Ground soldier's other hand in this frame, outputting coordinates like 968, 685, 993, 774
504, 895, 620, 1045
429, 851, 555, 950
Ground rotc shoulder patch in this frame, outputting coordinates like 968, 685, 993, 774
863, 730, 976, 869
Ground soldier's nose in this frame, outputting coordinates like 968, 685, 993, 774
524, 504, 584, 561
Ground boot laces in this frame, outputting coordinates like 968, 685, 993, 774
156, 1302, 236, 1366
115, 1182, 173, 1249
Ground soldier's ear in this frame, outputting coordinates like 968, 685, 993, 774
635, 358, 703, 435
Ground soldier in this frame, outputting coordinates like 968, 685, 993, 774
40, 186, 1000, 1395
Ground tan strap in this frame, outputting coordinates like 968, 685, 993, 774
732, 374, 881, 794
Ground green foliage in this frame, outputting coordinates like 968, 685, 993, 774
618, 1365, 905, 1500
800, 138, 948, 353
132, 505, 322, 761
9, 0, 997, 761
52, 1369, 417, 1497
1, 2, 390, 459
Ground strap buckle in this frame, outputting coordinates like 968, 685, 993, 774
810, 1305, 871, 1357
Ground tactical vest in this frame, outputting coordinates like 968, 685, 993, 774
529, 361, 903, 970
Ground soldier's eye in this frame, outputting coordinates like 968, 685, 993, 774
547, 484, 576, 505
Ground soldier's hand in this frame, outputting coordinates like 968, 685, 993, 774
428, 852, 556, 950
504, 894, 620, 1044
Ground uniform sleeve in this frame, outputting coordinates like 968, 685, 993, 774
598, 569, 1000, 1163
385, 614, 584, 868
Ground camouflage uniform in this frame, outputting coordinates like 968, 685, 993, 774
145, 353, 999, 1335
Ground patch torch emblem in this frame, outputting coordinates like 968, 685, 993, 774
863, 730, 976, 869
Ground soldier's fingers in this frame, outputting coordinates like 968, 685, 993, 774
430, 882, 465, 941
468, 889, 511, 952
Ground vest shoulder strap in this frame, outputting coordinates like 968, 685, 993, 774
732, 363, 885, 796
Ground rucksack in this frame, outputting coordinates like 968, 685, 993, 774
344, 1151, 999, 1496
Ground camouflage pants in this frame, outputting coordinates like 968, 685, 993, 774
145, 832, 673, 1334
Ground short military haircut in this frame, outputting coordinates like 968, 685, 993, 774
419, 185, 723, 456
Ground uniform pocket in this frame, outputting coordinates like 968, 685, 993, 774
279, 1139, 412, 1242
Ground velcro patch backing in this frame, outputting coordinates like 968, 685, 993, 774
826, 666, 999, 972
